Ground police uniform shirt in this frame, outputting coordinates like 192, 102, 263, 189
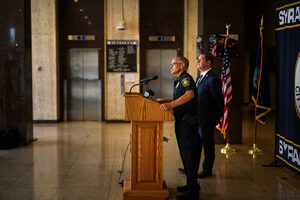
173, 71, 196, 119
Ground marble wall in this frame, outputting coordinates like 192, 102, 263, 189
105, 0, 140, 120
31, 0, 59, 121
184, 0, 198, 79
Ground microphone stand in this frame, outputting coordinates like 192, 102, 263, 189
129, 81, 149, 93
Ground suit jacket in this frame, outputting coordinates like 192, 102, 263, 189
196, 70, 224, 126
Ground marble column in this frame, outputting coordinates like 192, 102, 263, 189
31, 0, 59, 121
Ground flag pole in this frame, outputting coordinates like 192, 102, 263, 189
220, 23, 236, 154
248, 103, 262, 154
248, 15, 264, 155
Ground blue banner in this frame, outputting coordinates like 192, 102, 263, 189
275, 0, 300, 175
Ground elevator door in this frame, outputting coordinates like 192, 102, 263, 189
145, 49, 177, 99
68, 48, 101, 121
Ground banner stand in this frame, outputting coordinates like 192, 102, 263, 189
273, 0, 300, 174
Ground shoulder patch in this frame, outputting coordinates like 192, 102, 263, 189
181, 77, 190, 87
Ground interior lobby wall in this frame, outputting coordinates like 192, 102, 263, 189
31, 0, 59, 121
0, 0, 33, 144
184, 0, 198, 79
199, 0, 245, 144
105, 0, 140, 120
31, 0, 214, 121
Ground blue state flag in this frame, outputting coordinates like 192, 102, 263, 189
252, 24, 271, 124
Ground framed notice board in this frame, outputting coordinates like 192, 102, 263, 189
106, 40, 137, 72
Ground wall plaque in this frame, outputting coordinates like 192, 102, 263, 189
106, 40, 137, 72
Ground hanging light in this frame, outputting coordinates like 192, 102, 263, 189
117, 0, 126, 30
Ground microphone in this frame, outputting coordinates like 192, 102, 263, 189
139, 75, 158, 84
144, 89, 155, 99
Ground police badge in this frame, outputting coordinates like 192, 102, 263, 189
181, 77, 190, 87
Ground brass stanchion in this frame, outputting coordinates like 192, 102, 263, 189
248, 98, 263, 155
221, 142, 236, 154
248, 143, 262, 154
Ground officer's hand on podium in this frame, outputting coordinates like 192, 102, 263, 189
160, 103, 172, 111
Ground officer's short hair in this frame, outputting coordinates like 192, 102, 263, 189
177, 56, 189, 69
199, 52, 214, 66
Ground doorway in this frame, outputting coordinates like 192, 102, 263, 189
145, 49, 177, 99
67, 48, 101, 121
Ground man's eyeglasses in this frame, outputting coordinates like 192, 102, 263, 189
170, 63, 183, 66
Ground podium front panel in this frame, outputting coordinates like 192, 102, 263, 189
131, 121, 163, 190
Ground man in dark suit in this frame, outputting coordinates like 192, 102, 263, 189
195, 53, 224, 178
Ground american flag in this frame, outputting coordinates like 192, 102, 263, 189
217, 37, 232, 138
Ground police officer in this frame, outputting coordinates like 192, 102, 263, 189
158, 56, 200, 200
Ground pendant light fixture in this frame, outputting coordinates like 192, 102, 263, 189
117, 0, 126, 30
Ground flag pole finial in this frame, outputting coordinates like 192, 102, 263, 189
226, 23, 231, 36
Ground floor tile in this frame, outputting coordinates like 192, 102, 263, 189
0, 108, 300, 200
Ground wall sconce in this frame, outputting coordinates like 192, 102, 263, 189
117, 21, 126, 30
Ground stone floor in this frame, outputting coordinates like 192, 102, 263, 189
0, 107, 300, 200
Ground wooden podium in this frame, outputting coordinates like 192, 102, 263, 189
123, 93, 172, 200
